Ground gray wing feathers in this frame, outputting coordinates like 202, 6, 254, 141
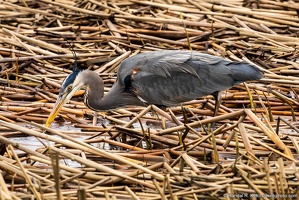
151, 53, 199, 77
229, 62, 263, 83
118, 50, 263, 106
119, 51, 198, 78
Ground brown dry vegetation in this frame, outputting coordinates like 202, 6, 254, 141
0, 0, 299, 199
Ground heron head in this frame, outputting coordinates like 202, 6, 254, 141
45, 70, 84, 127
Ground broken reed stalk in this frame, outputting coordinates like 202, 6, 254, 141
237, 167, 269, 200
238, 123, 253, 154
8, 145, 42, 200
49, 150, 62, 200
157, 109, 245, 135
244, 109, 294, 159
0, 170, 12, 199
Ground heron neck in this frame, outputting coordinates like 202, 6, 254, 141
84, 79, 144, 111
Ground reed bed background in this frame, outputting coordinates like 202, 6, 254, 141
0, 0, 299, 199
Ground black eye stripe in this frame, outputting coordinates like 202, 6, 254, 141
59, 70, 80, 94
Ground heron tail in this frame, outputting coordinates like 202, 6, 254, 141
229, 62, 263, 84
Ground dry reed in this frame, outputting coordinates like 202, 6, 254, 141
0, 0, 298, 199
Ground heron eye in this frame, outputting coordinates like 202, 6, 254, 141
67, 85, 73, 91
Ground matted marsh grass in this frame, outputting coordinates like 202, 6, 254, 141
0, 0, 299, 199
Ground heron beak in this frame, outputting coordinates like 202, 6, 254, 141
45, 84, 82, 128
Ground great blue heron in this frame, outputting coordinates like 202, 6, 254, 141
45, 50, 263, 127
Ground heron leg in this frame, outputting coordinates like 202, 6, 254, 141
211, 91, 222, 127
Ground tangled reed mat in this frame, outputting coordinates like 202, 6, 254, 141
0, 0, 299, 199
